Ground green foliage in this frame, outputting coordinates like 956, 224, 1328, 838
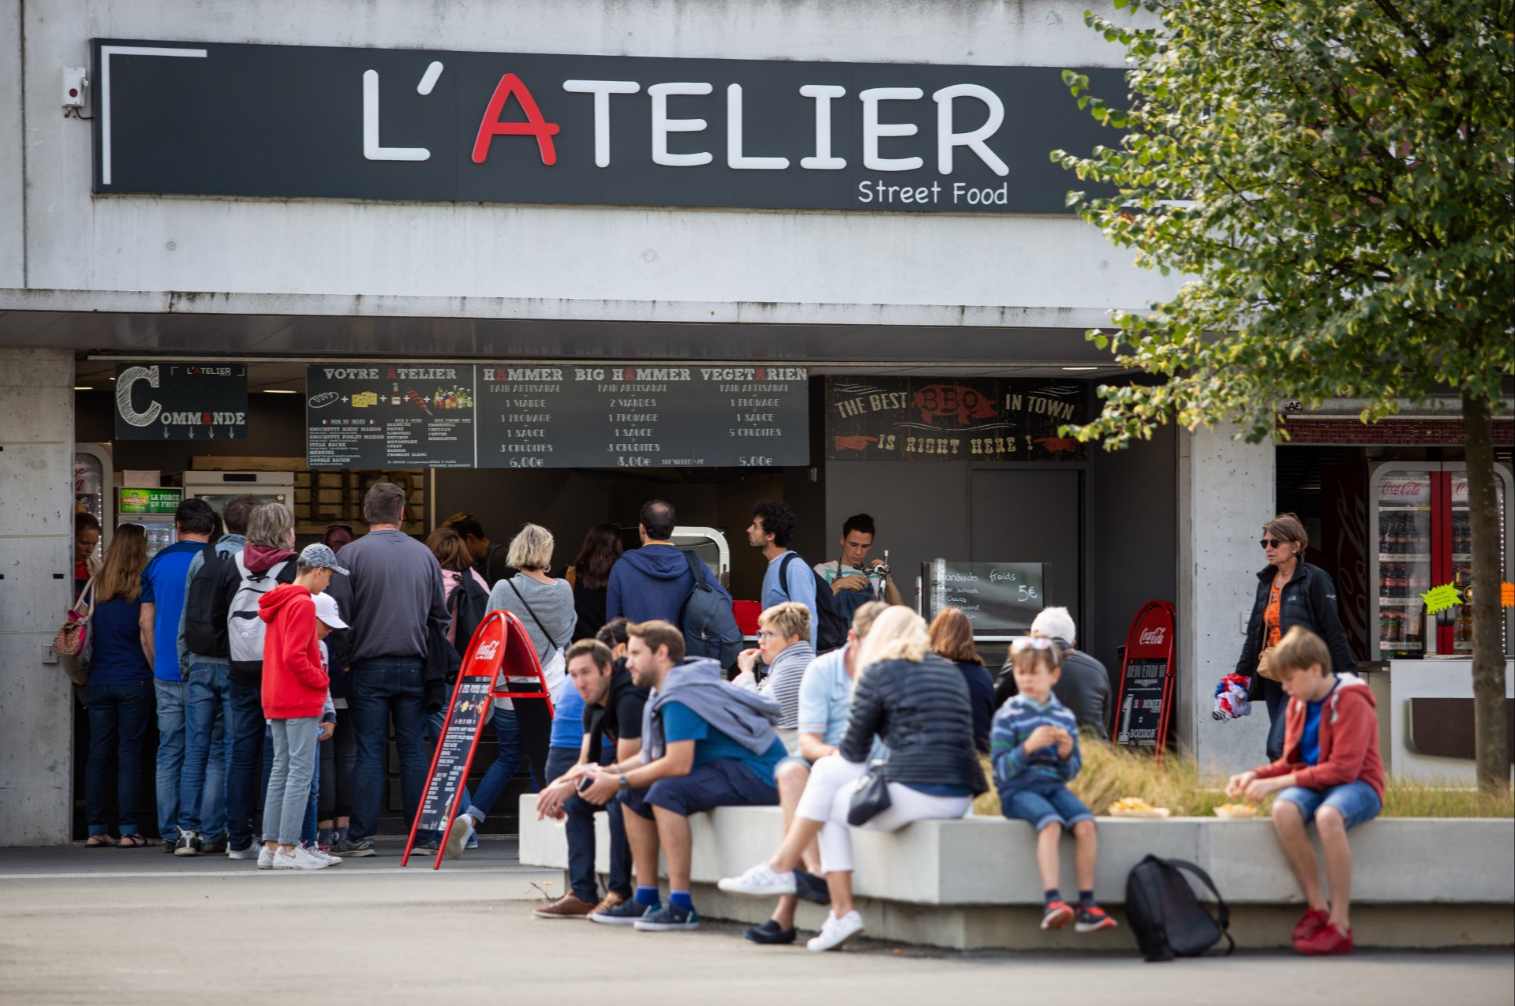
1052, 0, 1514, 448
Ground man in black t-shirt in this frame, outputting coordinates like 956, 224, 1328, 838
532, 639, 649, 920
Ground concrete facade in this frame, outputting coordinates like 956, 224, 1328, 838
0, 348, 76, 845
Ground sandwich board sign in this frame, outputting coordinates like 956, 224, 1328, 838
1113, 600, 1177, 758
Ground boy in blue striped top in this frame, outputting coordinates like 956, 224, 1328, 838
991, 637, 1116, 933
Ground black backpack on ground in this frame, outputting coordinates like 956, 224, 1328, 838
678, 551, 743, 670
448, 571, 492, 663
779, 552, 848, 653
1125, 855, 1235, 962
183, 547, 231, 659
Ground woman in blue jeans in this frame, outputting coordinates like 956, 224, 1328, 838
82, 523, 155, 847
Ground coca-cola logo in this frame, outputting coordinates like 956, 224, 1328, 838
474, 640, 499, 661
1138, 627, 1166, 646
1380, 481, 1425, 497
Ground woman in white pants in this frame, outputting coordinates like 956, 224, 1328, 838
720, 606, 987, 951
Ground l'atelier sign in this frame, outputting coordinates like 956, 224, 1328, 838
92, 40, 1119, 213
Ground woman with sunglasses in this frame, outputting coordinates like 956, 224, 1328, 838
1235, 514, 1358, 759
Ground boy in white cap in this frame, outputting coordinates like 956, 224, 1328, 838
255, 544, 348, 870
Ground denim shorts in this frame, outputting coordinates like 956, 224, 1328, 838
1276, 780, 1382, 830
1000, 782, 1093, 832
623, 759, 779, 820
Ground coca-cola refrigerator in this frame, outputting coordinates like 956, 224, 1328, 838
1371, 462, 1513, 660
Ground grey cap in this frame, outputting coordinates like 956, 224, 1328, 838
299, 543, 350, 575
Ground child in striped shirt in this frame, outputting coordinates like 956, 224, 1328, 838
991, 637, 1116, 934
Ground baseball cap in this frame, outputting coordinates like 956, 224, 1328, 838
299, 543, 350, 575
312, 591, 347, 630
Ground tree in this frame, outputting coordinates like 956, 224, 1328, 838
1054, 0, 1513, 789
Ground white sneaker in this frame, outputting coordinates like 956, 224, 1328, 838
446, 814, 475, 860
257, 845, 275, 870
303, 844, 342, 866
272, 847, 329, 871
227, 843, 260, 860
718, 862, 797, 898
807, 910, 865, 952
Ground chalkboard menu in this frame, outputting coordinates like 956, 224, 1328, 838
306, 363, 808, 468
114, 362, 248, 440
415, 676, 494, 835
923, 560, 1047, 636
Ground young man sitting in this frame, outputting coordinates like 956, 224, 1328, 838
529, 638, 649, 920
1227, 625, 1384, 956
579, 620, 786, 931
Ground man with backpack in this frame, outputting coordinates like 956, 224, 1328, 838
173, 493, 262, 856
747, 501, 846, 654
606, 501, 738, 666
210, 502, 299, 860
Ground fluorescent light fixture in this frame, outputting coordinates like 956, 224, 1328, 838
1062, 366, 1099, 371
74, 385, 93, 390
263, 388, 298, 394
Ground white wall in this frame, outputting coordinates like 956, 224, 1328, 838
0, 348, 75, 846
1, 0, 1180, 324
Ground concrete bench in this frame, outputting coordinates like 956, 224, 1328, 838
517, 796, 1514, 949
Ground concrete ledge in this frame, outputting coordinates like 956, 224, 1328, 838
518, 796, 1515, 949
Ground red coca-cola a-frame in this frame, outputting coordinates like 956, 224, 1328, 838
402, 609, 556, 868
1112, 600, 1177, 762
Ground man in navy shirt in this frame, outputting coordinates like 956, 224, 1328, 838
138, 498, 214, 851
749, 501, 819, 650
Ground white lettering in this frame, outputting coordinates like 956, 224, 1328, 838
562, 80, 640, 167
362, 70, 430, 161
932, 83, 1008, 176
799, 84, 847, 170
649, 82, 713, 167
860, 87, 924, 171
726, 84, 789, 170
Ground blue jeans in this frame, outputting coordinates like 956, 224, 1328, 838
1277, 781, 1382, 830
153, 679, 188, 841
178, 662, 231, 841
349, 658, 427, 841
464, 706, 537, 823
84, 680, 154, 835
226, 677, 267, 851
1000, 781, 1094, 832
263, 717, 319, 847
564, 792, 631, 903
1263, 678, 1288, 761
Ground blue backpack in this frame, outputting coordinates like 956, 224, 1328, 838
678, 552, 742, 671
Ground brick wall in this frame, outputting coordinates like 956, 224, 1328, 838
1281, 417, 1515, 446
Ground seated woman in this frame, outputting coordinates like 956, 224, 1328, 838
720, 606, 986, 951
731, 600, 816, 742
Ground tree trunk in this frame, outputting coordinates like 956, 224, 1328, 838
1461, 391, 1509, 793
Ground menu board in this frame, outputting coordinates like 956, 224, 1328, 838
306, 364, 808, 469
306, 364, 476, 468
1113, 660, 1167, 748
415, 675, 495, 836
114, 362, 248, 440
922, 561, 1047, 636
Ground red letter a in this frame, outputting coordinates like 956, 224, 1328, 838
472, 73, 561, 165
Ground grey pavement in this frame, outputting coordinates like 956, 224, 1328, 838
1, 840, 1510, 1006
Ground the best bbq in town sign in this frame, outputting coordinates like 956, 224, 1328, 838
93, 40, 1118, 214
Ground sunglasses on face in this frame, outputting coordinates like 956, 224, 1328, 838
1259, 538, 1294, 549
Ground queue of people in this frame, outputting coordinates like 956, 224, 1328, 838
70, 497, 1377, 955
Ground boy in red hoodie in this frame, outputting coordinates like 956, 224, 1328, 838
1227, 626, 1384, 956
258, 544, 348, 871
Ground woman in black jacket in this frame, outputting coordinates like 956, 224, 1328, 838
1236, 513, 1358, 759
719, 606, 986, 952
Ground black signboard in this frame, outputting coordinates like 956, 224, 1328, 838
922, 561, 1046, 637
93, 39, 1120, 215
305, 364, 476, 468
415, 676, 495, 836
306, 363, 808, 469
824, 377, 1089, 462
1113, 659, 1168, 748
113, 362, 248, 440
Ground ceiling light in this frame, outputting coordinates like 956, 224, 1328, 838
263, 388, 298, 394
74, 385, 93, 391
1062, 366, 1099, 371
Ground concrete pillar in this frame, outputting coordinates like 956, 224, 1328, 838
1176, 425, 1275, 776
0, 348, 75, 845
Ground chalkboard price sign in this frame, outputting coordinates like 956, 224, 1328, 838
114, 362, 249, 440
1113, 601, 1177, 753
922, 561, 1047, 637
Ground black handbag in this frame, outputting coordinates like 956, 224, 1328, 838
847, 760, 892, 826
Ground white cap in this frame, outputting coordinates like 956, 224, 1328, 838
313, 591, 347, 630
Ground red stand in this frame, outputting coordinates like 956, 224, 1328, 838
401, 610, 556, 869
1113, 600, 1177, 763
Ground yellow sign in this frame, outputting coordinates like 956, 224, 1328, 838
1421, 583, 1461, 615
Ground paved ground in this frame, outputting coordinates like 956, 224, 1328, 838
2, 840, 1511, 1006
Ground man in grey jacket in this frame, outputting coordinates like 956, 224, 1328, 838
1004, 606, 1112, 740
578, 620, 785, 932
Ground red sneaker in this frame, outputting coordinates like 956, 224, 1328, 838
1291, 907, 1331, 941
1294, 923, 1353, 956
1041, 900, 1075, 931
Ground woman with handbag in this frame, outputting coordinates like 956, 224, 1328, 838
1235, 514, 1359, 760
80, 523, 155, 847
720, 606, 986, 952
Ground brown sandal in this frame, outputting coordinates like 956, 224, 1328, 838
85, 835, 117, 848
116, 834, 148, 848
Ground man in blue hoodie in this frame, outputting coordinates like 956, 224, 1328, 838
606, 500, 728, 625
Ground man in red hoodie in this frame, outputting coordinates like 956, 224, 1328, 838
1227, 626, 1384, 957
257, 543, 348, 871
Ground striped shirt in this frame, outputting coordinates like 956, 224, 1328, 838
737, 640, 814, 730
990, 692, 1082, 793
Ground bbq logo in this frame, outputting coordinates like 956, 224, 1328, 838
912, 385, 997, 425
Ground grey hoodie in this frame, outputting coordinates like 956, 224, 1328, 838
642, 657, 782, 762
